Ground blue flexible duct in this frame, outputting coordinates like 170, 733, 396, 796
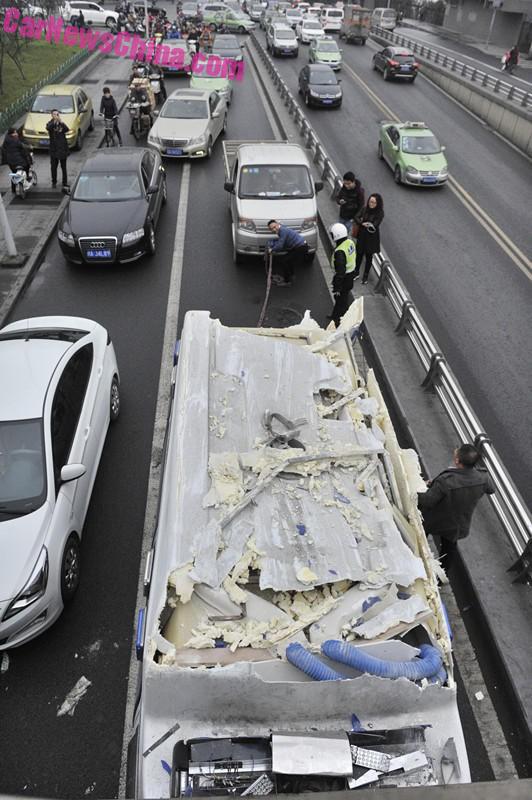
321, 640, 443, 681
286, 643, 346, 681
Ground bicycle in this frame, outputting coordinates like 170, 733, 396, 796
102, 115, 119, 146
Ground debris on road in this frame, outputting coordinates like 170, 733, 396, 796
57, 676, 92, 717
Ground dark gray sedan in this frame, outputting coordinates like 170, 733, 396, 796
211, 33, 244, 62
298, 64, 342, 108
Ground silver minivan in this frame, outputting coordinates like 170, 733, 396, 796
266, 23, 299, 56
223, 141, 322, 264
371, 7, 397, 30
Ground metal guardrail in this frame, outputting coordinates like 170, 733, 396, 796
0, 47, 90, 133
371, 25, 532, 110
250, 32, 532, 558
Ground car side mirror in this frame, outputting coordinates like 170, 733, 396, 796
153, 108, 159, 116
212, 110, 220, 118
224, 180, 234, 193
392, 145, 399, 151
337, 78, 342, 82
147, 184, 158, 195
61, 463, 86, 483
63, 185, 71, 195
314, 180, 323, 193
441, 145, 446, 152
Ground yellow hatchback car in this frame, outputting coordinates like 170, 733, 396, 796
22, 84, 94, 151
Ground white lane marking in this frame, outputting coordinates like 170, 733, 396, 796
341, 59, 532, 279
57, 676, 92, 718
439, 581, 518, 780
117, 163, 191, 799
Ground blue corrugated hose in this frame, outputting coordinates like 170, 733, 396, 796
321, 640, 443, 681
286, 642, 346, 681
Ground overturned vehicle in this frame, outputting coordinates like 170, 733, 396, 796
129, 302, 469, 797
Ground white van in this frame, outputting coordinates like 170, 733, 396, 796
320, 6, 344, 31
371, 7, 397, 31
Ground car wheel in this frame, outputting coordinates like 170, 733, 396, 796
147, 222, 156, 255
384, 67, 391, 81
232, 232, 243, 265
394, 165, 402, 185
361, 38, 366, 46
206, 137, 213, 159
88, 111, 94, 131
110, 376, 120, 421
372, 59, 378, 70
305, 250, 315, 264
74, 131, 82, 151
161, 177, 167, 205
222, 115, 227, 134
378, 141, 384, 160
294, 49, 299, 57
238, 25, 246, 34
106, 16, 115, 28
409, 76, 416, 83
305, 92, 311, 106
61, 534, 81, 603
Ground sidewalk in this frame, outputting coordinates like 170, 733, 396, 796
400, 18, 532, 71
0, 50, 132, 323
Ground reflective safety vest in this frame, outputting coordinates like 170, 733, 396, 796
331, 237, 356, 273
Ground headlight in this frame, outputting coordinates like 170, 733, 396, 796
301, 216, 316, 230
310, 89, 321, 98
189, 134, 206, 146
58, 229, 75, 246
439, 167, 448, 175
238, 217, 256, 231
4, 548, 48, 621
24, 129, 36, 136
405, 165, 419, 174
122, 227, 145, 245
148, 134, 161, 145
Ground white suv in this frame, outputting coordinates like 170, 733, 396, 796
296, 17, 325, 44
266, 23, 299, 57
64, 1, 119, 28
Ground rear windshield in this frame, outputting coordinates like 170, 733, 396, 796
393, 53, 415, 63
239, 164, 313, 198
304, 21, 321, 28
31, 94, 74, 114
401, 135, 441, 155
382, 9, 396, 17
326, 10, 342, 16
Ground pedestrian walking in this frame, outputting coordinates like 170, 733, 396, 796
328, 222, 356, 327
100, 86, 123, 145
336, 171, 364, 230
267, 219, 309, 287
418, 444, 495, 572
46, 110, 70, 190
353, 193, 384, 285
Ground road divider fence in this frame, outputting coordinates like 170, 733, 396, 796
249, 30, 532, 558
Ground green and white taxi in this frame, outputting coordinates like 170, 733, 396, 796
377, 121, 448, 186
309, 36, 342, 70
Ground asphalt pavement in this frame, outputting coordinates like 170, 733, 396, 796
0, 16, 530, 799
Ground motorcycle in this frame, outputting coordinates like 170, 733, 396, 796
150, 72, 163, 104
127, 84, 154, 140
9, 157, 37, 199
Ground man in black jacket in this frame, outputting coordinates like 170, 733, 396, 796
1, 128, 32, 192
418, 443, 495, 570
46, 110, 70, 190
100, 87, 123, 145
336, 171, 364, 231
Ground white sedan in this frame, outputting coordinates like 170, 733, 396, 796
296, 18, 325, 43
0, 316, 120, 649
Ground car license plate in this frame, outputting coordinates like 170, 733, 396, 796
322, 99, 333, 104
283, 49, 292, 53
422, 177, 437, 184
39, 139, 49, 145
86, 249, 112, 258
400, 66, 410, 71
167, 147, 183, 155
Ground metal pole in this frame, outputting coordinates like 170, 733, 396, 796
0, 194, 17, 257
144, 0, 149, 42
486, 8, 496, 47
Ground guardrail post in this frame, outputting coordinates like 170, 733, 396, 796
421, 353, 445, 391
471, 68, 477, 82
374, 260, 391, 295
508, 86, 515, 101
522, 93, 531, 107
493, 79, 501, 93
395, 300, 415, 335
451, 59, 457, 71
461, 62, 467, 76
482, 72, 489, 86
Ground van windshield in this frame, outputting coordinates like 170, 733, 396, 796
383, 9, 396, 17
239, 165, 313, 198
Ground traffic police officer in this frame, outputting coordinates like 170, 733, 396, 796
329, 223, 356, 327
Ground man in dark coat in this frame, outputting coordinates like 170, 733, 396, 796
46, 110, 70, 190
336, 171, 364, 230
418, 444, 495, 570
1, 128, 32, 193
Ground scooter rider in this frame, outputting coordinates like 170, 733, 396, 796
1, 127, 32, 193
150, 64, 167, 102
329, 223, 356, 328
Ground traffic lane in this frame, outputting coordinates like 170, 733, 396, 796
177, 52, 334, 334
340, 37, 532, 259
0, 125, 183, 798
267, 39, 532, 505
392, 27, 532, 88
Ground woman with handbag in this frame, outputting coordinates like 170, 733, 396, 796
353, 193, 384, 285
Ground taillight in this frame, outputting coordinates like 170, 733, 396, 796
388, 59, 399, 67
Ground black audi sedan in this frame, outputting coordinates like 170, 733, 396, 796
372, 47, 419, 82
57, 148, 167, 264
298, 64, 342, 108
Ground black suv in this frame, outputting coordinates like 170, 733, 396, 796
372, 47, 419, 82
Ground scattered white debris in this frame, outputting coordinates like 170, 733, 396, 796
296, 567, 318, 585
84, 783, 96, 795
1, 653, 9, 673
57, 676, 92, 717
475, 691, 484, 701
86, 640, 102, 655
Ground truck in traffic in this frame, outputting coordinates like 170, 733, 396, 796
222, 140, 322, 264
339, 4, 371, 45
128, 303, 470, 798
